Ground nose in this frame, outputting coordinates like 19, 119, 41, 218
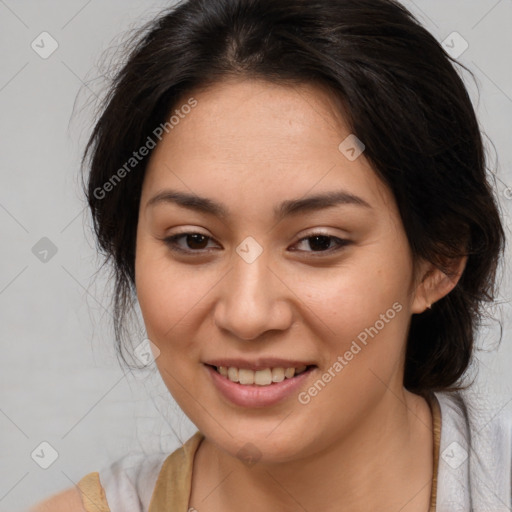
213, 251, 294, 341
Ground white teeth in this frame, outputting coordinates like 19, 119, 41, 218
284, 367, 295, 379
254, 368, 272, 386
238, 368, 255, 385
272, 367, 285, 383
216, 365, 309, 386
227, 367, 238, 382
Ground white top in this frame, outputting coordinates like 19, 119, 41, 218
98, 451, 167, 511
436, 391, 512, 511
96, 391, 512, 511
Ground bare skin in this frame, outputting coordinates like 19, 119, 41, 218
134, 77, 466, 512
29, 487, 85, 512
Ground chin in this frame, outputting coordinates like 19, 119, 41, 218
203, 419, 319, 465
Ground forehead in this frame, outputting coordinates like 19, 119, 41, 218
142, 78, 394, 216
157, 78, 350, 159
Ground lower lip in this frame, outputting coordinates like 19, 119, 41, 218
205, 364, 316, 408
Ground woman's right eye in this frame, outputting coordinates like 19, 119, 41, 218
163, 232, 219, 254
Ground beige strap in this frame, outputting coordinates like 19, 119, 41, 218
148, 431, 205, 512
77, 471, 111, 512
428, 393, 442, 512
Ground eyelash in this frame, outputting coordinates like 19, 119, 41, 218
162, 232, 351, 257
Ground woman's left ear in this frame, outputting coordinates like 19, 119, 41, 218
411, 255, 468, 314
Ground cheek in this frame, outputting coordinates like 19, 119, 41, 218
297, 264, 411, 416
297, 246, 413, 382
134, 241, 206, 350
302, 256, 411, 334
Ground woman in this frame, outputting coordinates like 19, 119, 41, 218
30, 0, 508, 510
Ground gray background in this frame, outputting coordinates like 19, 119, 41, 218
0, 1, 511, 510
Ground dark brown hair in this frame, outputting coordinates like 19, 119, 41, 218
82, 0, 506, 395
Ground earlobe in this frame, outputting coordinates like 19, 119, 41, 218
411, 256, 467, 314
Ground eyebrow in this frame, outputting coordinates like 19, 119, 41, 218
146, 189, 372, 221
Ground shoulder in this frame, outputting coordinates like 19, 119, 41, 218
99, 432, 204, 510
28, 487, 86, 512
434, 389, 512, 453
435, 389, 512, 440
29, 432, 204, 512
27, 452, 169, 512
434, 390, 512, 508
97, 451, 170, 511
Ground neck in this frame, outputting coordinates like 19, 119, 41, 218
190, 389, 434, 512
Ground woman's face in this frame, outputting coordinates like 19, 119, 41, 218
135, 78, 430, 462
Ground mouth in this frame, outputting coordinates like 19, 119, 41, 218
204, 363, 317, 408
206, 364, 315, 386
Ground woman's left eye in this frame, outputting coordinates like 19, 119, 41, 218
292, 234, 350, 254
162, 232, 350, 255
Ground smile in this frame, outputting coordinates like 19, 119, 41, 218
214, 365, 309, 386
205, 364, 317, 408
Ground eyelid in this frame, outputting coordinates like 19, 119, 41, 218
161, 229, 351, 256
161, 230, 219, 254
292, 232, 351, 255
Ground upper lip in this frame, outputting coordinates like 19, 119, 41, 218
203, 358, 316, 371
